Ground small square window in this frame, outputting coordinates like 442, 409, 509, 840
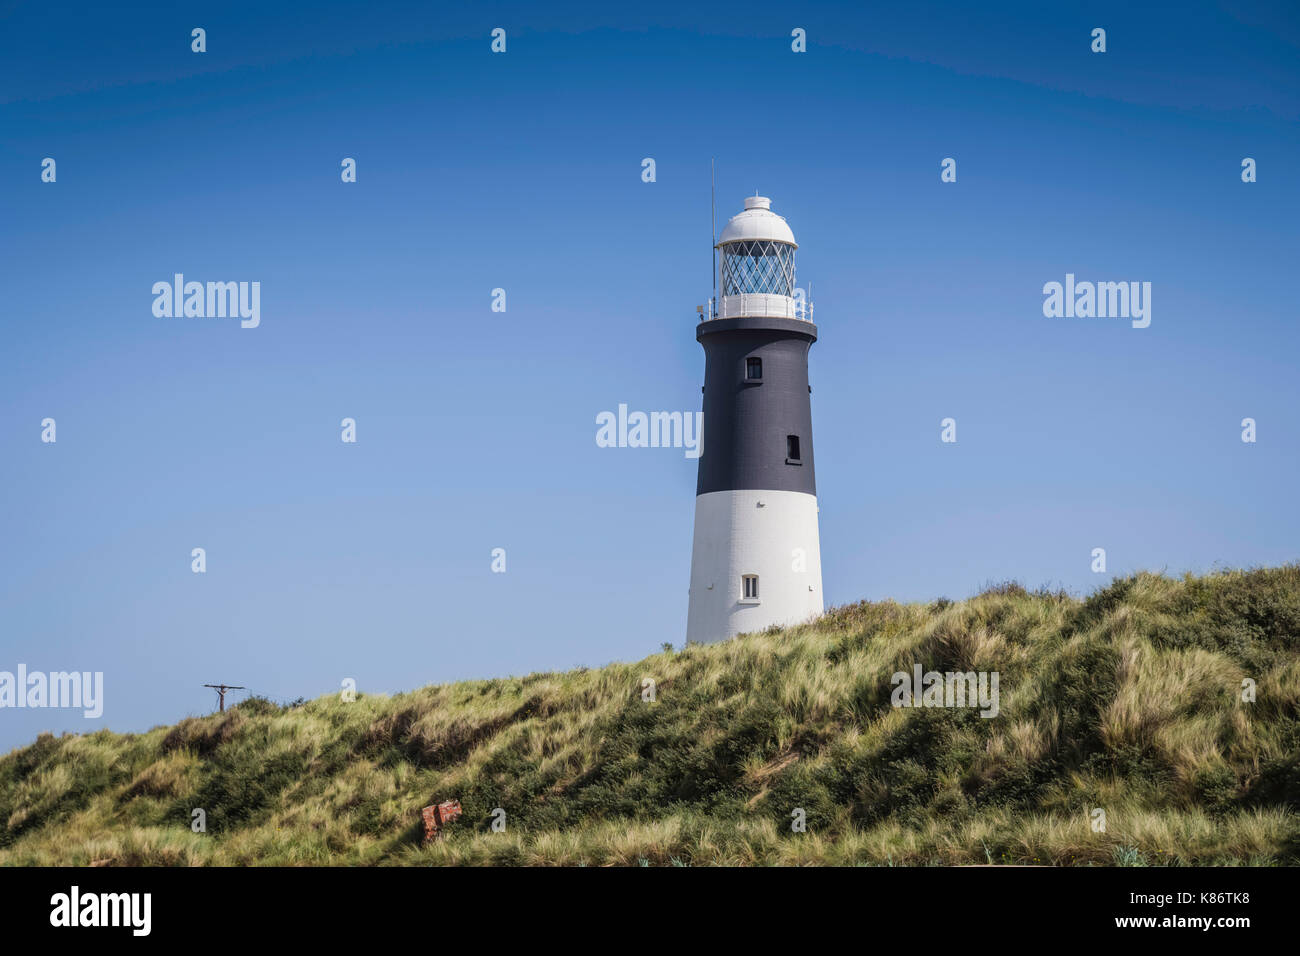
742, 574, 759, 600
746, 357, 762, 380
786, 435, 801, 462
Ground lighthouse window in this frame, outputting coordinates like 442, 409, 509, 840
786, 435, 801, 463
742, 574, 759, 600
746, 357, 763, 380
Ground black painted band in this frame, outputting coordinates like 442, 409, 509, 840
695, 318, 818, 496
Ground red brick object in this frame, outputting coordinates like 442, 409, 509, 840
421, 800, 463, 843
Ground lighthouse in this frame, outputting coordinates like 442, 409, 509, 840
686, 196, 824, 643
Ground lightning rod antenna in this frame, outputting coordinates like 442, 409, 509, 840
711, 158, 717, 313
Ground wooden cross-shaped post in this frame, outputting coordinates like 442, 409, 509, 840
203, 683, 246, 712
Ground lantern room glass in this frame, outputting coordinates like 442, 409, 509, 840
720, 240, 796, 297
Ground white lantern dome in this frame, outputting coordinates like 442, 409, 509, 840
717, 196, 798, 247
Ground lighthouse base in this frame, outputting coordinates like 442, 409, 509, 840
686, 489, 824, 644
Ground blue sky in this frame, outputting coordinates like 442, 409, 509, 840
1, 1, 1297, 749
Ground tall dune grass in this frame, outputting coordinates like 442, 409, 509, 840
2, 567, 1298, 865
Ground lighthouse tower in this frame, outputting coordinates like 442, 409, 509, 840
686, 196, 823, 643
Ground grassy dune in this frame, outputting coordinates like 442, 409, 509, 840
2, 567, 1298, 866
